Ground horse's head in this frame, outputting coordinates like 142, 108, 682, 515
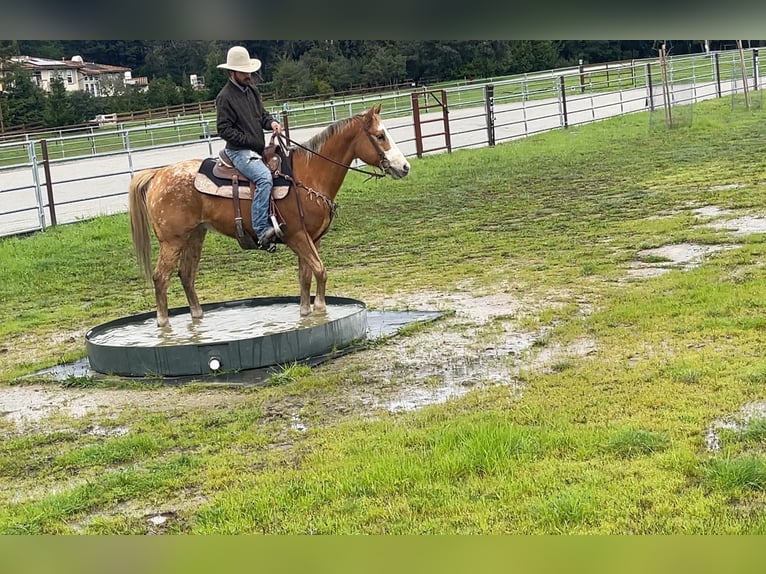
358, 104, 410, 179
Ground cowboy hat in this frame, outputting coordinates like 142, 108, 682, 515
217, 46, 262, 73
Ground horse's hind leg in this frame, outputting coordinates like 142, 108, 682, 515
153, 241, 183, 327
179, 226, 207, 320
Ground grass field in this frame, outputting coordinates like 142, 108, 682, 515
2, 96, 766, 534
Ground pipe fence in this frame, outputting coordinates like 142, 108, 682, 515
1, 48, 763, 238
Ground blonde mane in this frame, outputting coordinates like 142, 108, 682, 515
299, 114, 363, 156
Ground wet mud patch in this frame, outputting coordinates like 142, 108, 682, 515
627, 243, 738, 279
705, 401, 766, 452
0, 384, 249, 430
706, 215, 766, 237
625, 204, 766, 280
2, 291, 596, 429
695, 204, 766, 237
333, 291, 595, 413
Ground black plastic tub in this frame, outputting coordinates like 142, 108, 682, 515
85, 296, 367, 377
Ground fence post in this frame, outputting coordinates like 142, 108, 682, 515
646, 63, 654, 111
440, 89, 452, 153
714, 52, 722, 98
754, 48, 760, 91
411, 92, 423, 158
282, 111, 291, 141
559, 76, 569, 128
485, 84, 495, 147
40, 140, 57, 227
123, 130, 134, 177
27, 142, 47, 231
579, 59, 585, 93
203, 121, 213, 157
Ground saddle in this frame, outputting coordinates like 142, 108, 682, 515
193, 142, 292, 250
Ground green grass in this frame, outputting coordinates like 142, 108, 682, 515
2, 97, 766, 533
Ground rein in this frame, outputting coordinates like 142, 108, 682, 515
269, 118, 388, 242
276, 123, 387, 182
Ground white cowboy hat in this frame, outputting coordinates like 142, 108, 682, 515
217, 46, 262, 73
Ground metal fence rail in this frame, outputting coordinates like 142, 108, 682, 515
1, 48, 763, 238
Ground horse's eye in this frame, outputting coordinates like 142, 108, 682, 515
376, 133, 386, 141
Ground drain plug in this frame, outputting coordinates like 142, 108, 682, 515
208, 356, 222, 371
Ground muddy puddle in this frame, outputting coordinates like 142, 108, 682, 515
337, 290, 595, 413
628, 243, 738, 279
705, 401, 766, 452
1, 291, 595, 428
627, 204, 766, 279
0, 385, 249, 429
8, 203, 766, 430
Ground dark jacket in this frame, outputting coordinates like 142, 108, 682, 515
215, 80, 276, 154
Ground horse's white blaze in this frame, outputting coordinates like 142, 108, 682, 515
381, 123, 410, 178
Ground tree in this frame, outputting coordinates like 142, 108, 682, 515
0, 42, 19, 132
146, 76, 181, 108
4, 65, 45, 129
362, 44, 407, 87
203, 43, 228, 99
69, 90, 104, 124
506, 41, 561, 74
272, 57, 312, 99
44, 76, 75, 127
97, 74, 128, 97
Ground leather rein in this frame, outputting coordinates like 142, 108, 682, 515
269, 118, 390, 242
276, 117, 389, 181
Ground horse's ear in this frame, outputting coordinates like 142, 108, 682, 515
363, 104, 381, 127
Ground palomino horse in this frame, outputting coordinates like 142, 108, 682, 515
129, 104, 410, 327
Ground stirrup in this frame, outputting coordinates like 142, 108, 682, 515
270, 215, 285, 239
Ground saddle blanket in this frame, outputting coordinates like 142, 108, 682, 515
193, 158, 290, 200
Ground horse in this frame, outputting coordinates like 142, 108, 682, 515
128, 104, 410, 327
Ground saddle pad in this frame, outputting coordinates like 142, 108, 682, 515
194, 158, 289, 200
198, 157, 232, 187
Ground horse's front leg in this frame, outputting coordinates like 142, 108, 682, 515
297, 256, 313, 316
311, 239, 327, 313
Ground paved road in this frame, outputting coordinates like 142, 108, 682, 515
0, 80, 724, 237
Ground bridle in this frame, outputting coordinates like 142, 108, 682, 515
268, 116, 394, 241
275, 116, 389, 181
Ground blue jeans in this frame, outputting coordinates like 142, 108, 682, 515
225, 148, 273, 241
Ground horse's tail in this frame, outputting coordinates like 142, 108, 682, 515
128, 169, 158, 280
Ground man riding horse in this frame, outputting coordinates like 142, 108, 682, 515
215, 45, 282, 251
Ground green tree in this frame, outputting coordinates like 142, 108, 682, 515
272, 57, 313, 98
146, 76, 181, 108
0, 42, 19, 132
362, 44, 407, 87
506, 41, 561, 74
203, 43, 228, 99
69, 90, 104, 124
4, 66, 45, 129
43, 76, 75, 127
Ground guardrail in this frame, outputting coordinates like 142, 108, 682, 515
1, 48, 763, 238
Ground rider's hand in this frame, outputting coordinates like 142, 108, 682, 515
271, 121, 281, 134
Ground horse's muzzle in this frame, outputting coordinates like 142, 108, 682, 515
387, 162, 410, 179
